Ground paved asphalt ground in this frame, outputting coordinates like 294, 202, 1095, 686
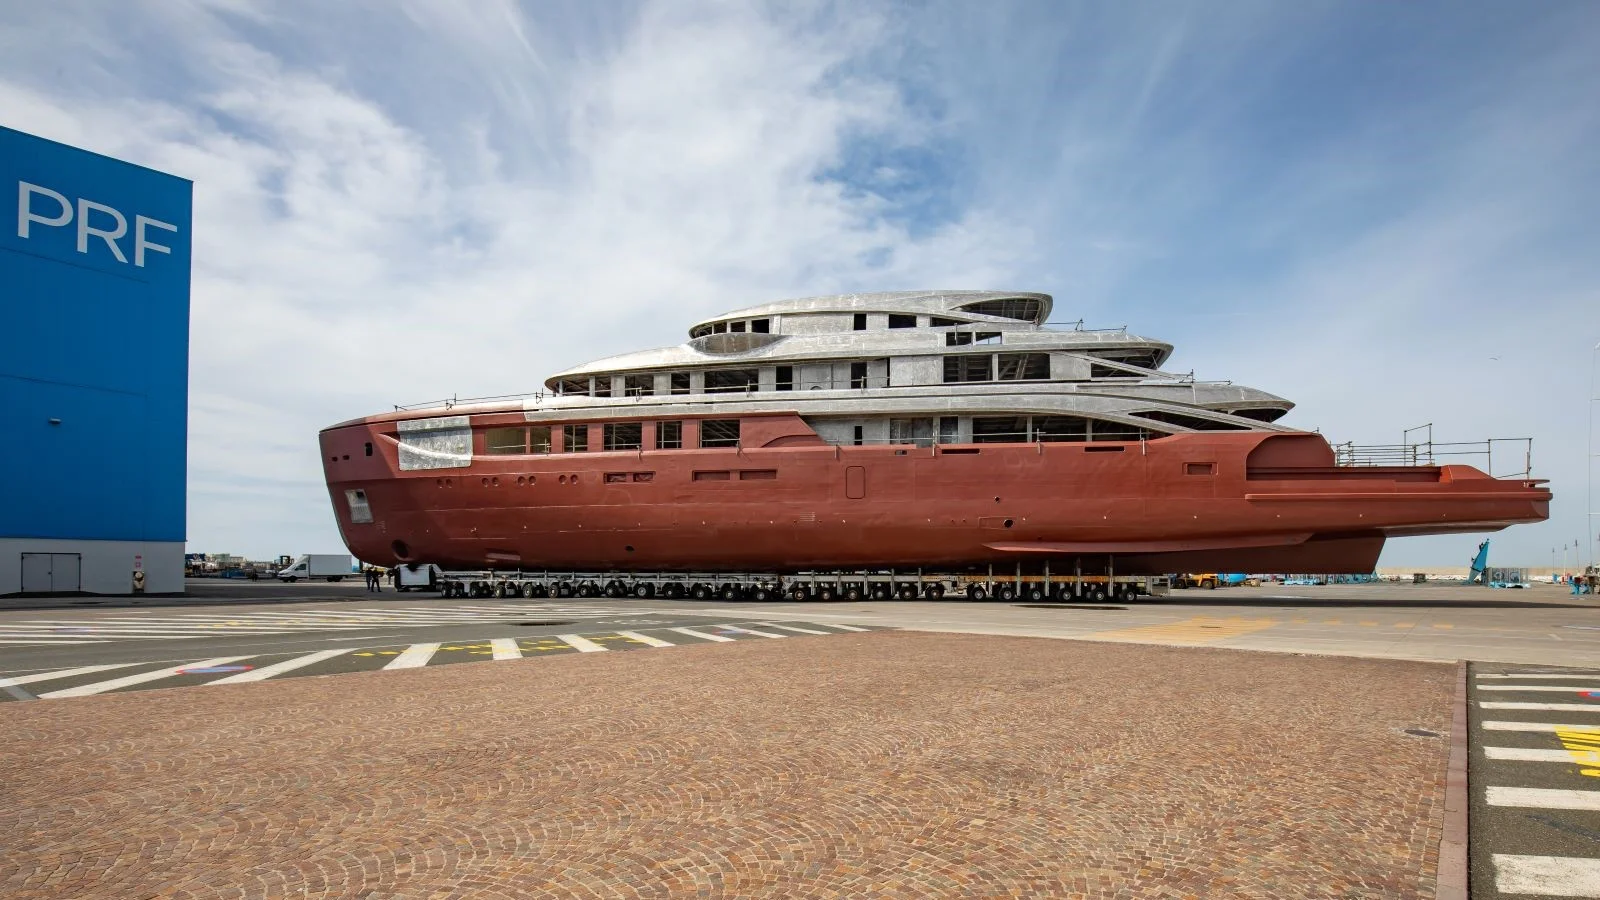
2, 579, 1598, 898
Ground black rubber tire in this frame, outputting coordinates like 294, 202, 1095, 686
555, 583, 574, 598
1090, 587, 1107, 602
692, 584, 712, 600
1026, 587, 1044, 602
997, 585, 1017, 602
577, 583, 598, 598
790, 586, 812, 602
633, 583, 654, 598
925, 584, 945, 599
752, 587, 773, 602
967, 585, 988, 601
844, 586, 863, 602
1205, 580, 1217, 590
818, 586, 837, 601
720, 585, 742, 602
285, 577, 297, 583
898, 585, 918, 600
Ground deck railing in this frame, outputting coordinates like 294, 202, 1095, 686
1332, 427, 1534, 479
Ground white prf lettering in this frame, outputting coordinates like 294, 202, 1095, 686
134, 215, 176, 267
76, 198, 128, 262
17, 181, 72, 238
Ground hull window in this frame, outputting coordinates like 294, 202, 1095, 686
889, 418, 934, 447
850, 361, 868, 388
997, 352, 1049, 380
700, 419, 741, 448
561, 425, 589, 453
670, 372, 691, 395
888, 314, 916, 328
945, 331, 1000, 346
693, 470, 730, 481
656, 420, 683, 449
955, 297, 1042, 321
853, 313, 868, 331
775, 366, 793, 391
529, 426, 552, 454
972, 416, 1030, 443
554, 377, 587, 396
751, 318, 770, 333
485, 427, 528, 454
624, 375, 655, 396
938, 416, 959, 444
1131, 410, 1249, 431
943, 354, 993, 383
604, 423, 643, 451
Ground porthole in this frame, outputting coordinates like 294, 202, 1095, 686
391, 540, 411, 560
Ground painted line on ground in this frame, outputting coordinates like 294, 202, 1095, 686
1479, 673, 1600, 679
1479, 685, 1600, 693
38, 657, 254, 698
556, 634, 607, 652
720, 625, 787, 639
1493, 854, 1600, 898
1486, 786, 1600, 811
490, 638, 521, 660
615, 630, 673, 647
206, 649, 352, 684
756, 622, 832, 635
1484, 722, 1600, 733
0, 638, 111, 645
1485, 747, 1588, 763
821, 622, 870, 632
669, 626, 734, 643
1481, 702, 1600, 712
384, 643, 440, 670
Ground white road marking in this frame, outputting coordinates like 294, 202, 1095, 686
1479, 685, 1600, 692
756, 622, 832, 635
720, 625, 787, 639
556, 634, 606, 652
615, 631, 673, 647
669, 627, 734, 643
1481, 702, 1600, 712
1485, 747, 1590, 762
38, 657, 254, 699
822, 622, 870, 632
490, 638, 522, 660
1484, 721, 1600, 733
1486, 787, 1600, 811
1493, 854, 1600, 898
384, 643, 440, 669
0, 638, 110, 645
1479, 673, 1600, 679
206, 650, 351, 684
0, 663, 141, 687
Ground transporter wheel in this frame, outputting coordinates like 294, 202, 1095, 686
494, 583, 507, 598
577, 582, 598, 598
967, 585, 988, 601
924, 584, 946, 600
604, 581, 623, 598
997, 585, 1017, 602
868, 586, 887, 601
633, 583, 654, 599
663, 583, 685, 599
790, 586, 813, 602
1204, 579, 1217, 590
818, 586, 837, 601
555, 582, 574, 598
1025, 586, 1045, 602
897, 584, 918, 600
844, 586, 863, 602
692, 583, 712, 600
719, 584, 743, 602
1089, 586, 1107, 602
752, 587, 775, 602
527, 583, 549, 598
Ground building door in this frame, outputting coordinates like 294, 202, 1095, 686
20, 553, 82, 592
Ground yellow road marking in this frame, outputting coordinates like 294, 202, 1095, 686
1360, 621, 1378, 627
1432, 623, 1454, 630
1323, 619, 1341, 625
1088, 616, 1279, 646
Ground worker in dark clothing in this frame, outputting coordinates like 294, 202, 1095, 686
365, 566, 380, 592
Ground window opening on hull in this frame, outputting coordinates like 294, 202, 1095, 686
713, 322, 727, 334
852, 313, 867, 331
364, 442, 372, 457
633, 472, 653, 482
693, 470, 731, 481
938, 416, 959, 445
888, 314, 916, 329
889, 418, 934, 448
997, 352, 1049, 380
705, 369, 759, 393
853, 425, 864, 446
1130, 410, 1249, 431
700, 419, 741, 448
971, 415, 1150, 443
656, 420, 683, 450
605, 472, 627, 483
751, 318, 770, 333
624, 375, 655, 397
690, 325, 712, 339
593, 378, 613, 397
603, 422, 643, 451
1235, 407, 1288, 423
555, 377, 587, 396
1186, 462, 1216, 475
775, 365, 793, 391
562, 424, 588, 453
850, 361, 869, 389
529, 426, 552, 453
943, 355, 993, 383
945, 331, 1001, 347
930, 316, 962, 327
730, 321, 746, 332
956, 298, 1042, 321
670, 372, 691, 395
486, 427, 528, 454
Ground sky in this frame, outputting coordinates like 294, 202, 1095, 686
2, 0, 1597, 568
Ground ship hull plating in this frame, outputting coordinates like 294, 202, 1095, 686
320, 424, 1549, 575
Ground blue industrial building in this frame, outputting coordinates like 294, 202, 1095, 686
0, 126, 192, 594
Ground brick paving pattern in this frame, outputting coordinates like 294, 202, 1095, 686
0, 632, 1453, 899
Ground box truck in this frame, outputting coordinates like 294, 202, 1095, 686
276, 554, 352, 582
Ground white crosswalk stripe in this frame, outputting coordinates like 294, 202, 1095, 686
38, 657, 253, 698
1494, 854, 1600, 897
0, 663, 142, 687
1481, 702, 1600, 712
1486, 786, 1600, 811
1484, 721, 1600, 733
384, 643, 440, 669
756, 622, 832, 635
1485, 747, 1591, 763
207, 650, 351, 684
556, 634, 607, 652
615, 631, 674, 647
1479, 673, 1600, 679
1479, 685, 1600, 693
490, 638, 522, 660
669, 626, 734, 643
719, 625, 787, 639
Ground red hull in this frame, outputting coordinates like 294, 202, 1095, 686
319, 417, 1549, 575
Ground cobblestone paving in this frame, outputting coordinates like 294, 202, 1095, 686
0, 632, 1453, 899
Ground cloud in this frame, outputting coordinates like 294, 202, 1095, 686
1, 0, 1596, 567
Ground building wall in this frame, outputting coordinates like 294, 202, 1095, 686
0, 126, 192, 594
0, 538, 184, 595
